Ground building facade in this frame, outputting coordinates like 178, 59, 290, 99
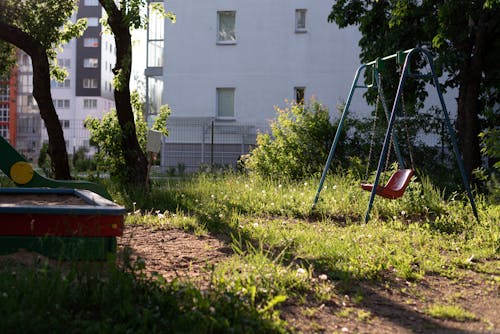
15, 0, 115, 161
157, 1, 362, 171
0, 68, 17, 146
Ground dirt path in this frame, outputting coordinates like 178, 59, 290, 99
118, 225, 500, 334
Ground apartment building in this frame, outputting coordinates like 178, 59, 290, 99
155, 1, 362, 171
0, 68, 17, 146
15, 0, 116, 161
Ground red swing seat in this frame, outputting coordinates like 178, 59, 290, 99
361, 169, 414, 199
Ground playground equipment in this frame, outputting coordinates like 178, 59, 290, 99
0, 135, 111, 200
0, 136, 124, 260
312, 47, 479, 223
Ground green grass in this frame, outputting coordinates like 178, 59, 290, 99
1, 172, 499, 332
425, 304, 477, 322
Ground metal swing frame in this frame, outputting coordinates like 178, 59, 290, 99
312, 47, 479, 223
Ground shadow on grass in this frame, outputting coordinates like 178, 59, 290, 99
0, 255, 284, 334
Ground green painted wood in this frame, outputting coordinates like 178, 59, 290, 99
0, 136, 112, 200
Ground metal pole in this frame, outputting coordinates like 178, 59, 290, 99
312, 64, 366, 209
364, 50, 413, 223
424, 50, 479, 222
211, 119, 214, 168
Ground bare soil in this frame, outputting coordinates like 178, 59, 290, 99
1, 224, 497, 333
118, 225, 500, 334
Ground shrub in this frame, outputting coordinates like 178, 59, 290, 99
478, 127, 500, 203
244, 99, 336, 180
85, 91, 171, 183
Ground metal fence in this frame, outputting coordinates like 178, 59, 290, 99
160, 117, 269, 173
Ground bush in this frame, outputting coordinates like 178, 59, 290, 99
478, 127, 500, 203
244, 99, 338, 180
85, 91, 171, 184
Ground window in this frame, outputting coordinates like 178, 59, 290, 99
216, 88, 235, 118
83, 78, 98, 89
217, 11, 236, 43
52, 79, 70, 89
57, 58, 71, 68
83, 99, 97, 109
60, 120, 70, 128
87, 17, 99, 27
84, 0, 98, 5
295, 9, 307, 32
294, 87, 305, 104
83, 38, 99, 47
83, 58, 99, 68
55, 99, 70, 109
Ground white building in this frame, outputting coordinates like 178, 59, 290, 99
156, 1, 362, 171
17, 0, 116, 161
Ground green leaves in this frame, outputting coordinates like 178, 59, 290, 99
245, 99, 336, 180
0, 0, 86, 80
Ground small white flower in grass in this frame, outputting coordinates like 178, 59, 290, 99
252, 222, 259, 228
211, 194, 215, 199
333, 185, 337, 190
157, 213, 165, 219
278, 184, 282, 188
401, 210, 407, 216
304, 182, 308, 186
209, 306, 216, 314
319, 274, 328, 281
296, 268, 307, 277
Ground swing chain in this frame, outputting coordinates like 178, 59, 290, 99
364, 73, 382, 182
401, 93, 415, 169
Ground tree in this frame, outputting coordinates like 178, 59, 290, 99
0, 0, 86, 179
98, 0, 174, 186
329, 0, 500, 180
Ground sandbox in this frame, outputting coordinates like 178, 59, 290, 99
0, 188, 125, 260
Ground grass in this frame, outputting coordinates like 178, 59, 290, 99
425, 304, 477, 322
1, 171, 499, 332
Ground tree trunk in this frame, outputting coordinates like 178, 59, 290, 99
0, 22, 71, 179
99, 0, 148, 186
456, 18, 488, 181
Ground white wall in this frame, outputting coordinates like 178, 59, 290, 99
163, 1, 362, 126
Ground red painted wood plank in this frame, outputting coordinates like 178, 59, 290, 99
0, 213, 123, 237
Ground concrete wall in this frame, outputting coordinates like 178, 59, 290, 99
163, 0, 363, 125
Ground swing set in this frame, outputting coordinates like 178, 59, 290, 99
312, 47, 479, 223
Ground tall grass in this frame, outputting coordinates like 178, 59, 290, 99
1, 171, 498, 332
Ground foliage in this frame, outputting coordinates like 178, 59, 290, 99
244, 99, 338, 180
0, 263, 283, 333
0, 41, 16, 77
85, 91, 171, 183
151, 104, 172, 137
426, 304, 477, 322
0, 0, 87, 80
2, 171, 499, 332
122, 170, 498, 288
37, 142, 52, 177
478, 127, 500, 202
328, 0, 500, 176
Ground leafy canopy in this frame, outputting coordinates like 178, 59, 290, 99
0, 0, 87, 80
